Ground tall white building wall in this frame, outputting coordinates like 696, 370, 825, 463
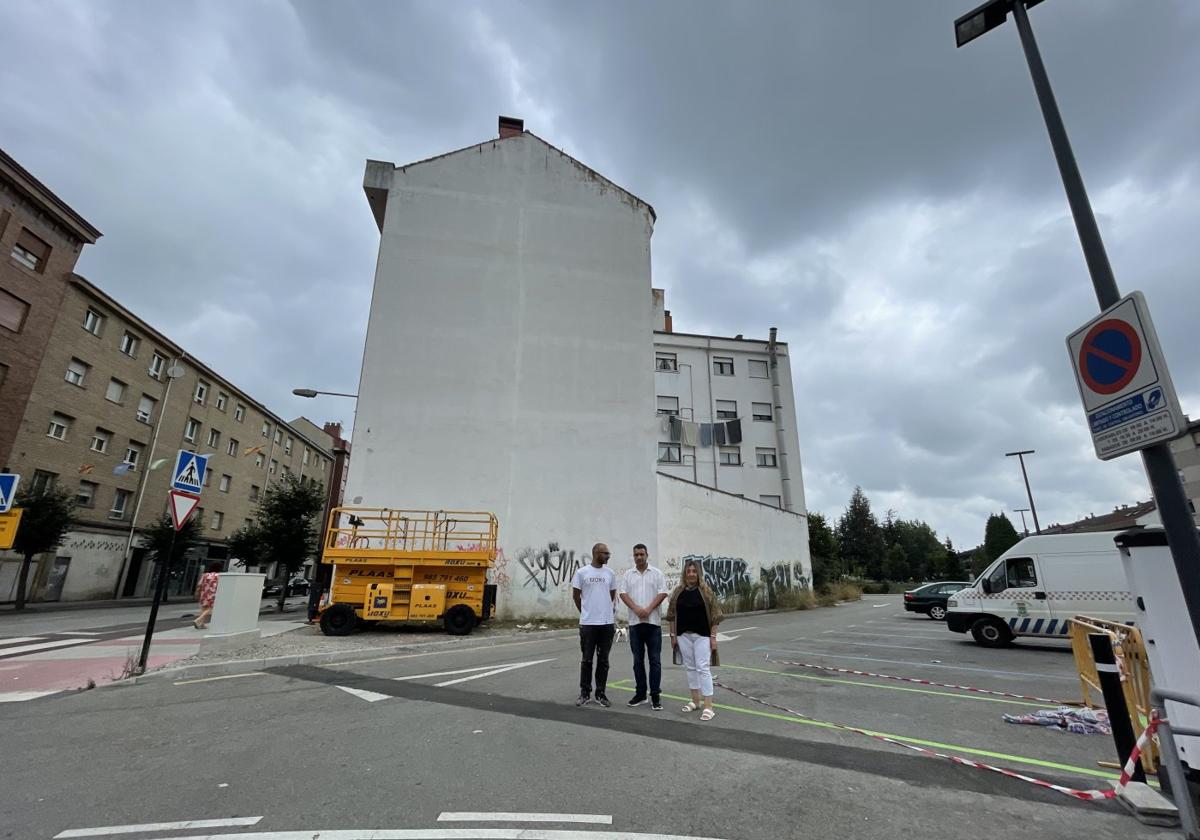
349, 134, 658, 618
653, 334, 806, 512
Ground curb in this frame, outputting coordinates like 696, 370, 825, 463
109, 627, 579, 687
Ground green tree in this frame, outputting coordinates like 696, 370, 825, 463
142, 514, 201, 602
240, 474, 326, 612
943, 536, 967, 580
883, 542, 910, 582
806, 511, 840, 590
836, 487, 886, 580
11, 483, 76, 609
891, 519, 946, 582
983, 512, 1021, 570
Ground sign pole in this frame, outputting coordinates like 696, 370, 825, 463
138, 528, 176, 673
1010, 1, 1200, 652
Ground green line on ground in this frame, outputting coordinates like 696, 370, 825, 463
606, 683, 1119, 782
723, 663, 1048, 708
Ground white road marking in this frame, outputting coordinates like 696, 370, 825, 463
823, 629, 953, 640
787, 638, 946, 653
437, 813, 612, 824
55, 816, 263, 837
335, 685, 394, 703
0, 636, 44, 646
122, 830, 731, 840
872, 604, 890, 608
58, 631, 103, 636
714, 627, 756, 642
0, 638, 95, 657
175, 672, 266, 685
393, 664, 521, 682
0, 690, 62, 703
435, 658, 555, 687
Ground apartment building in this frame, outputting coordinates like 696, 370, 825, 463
0, 150, 336, 603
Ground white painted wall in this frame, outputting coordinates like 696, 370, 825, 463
349, 134, 658, 619
655, 473, 811, 605
653, 334, 806, 513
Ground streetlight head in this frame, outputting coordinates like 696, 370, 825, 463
954, 0, 1045, 48
292, 388, 318, 398
1005, 449, 1036, 457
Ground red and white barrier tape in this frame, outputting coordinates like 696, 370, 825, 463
714, 678, 1162, 803
765, 655, 1073, 706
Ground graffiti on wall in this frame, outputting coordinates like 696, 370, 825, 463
759, 561, 810, 602
517, 543, 587, 593
681, 554, 751, 598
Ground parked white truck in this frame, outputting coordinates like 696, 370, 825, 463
946, 532, 1135, 647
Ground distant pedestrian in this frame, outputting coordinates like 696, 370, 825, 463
618, 543, 669, 710
193, 561, 223, 629
666, 558, 723, 721
572, 543, 617, 707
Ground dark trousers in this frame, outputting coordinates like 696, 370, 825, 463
579, 624, 615, 696
629, 623, 662, 697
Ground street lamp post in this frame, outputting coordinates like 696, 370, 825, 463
956, 0, 1200, 653
1005, 450, 1041, 534
1014, 507, 1031, 536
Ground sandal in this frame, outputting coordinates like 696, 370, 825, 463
682, 701, 700, 713
700, 708, 716, 721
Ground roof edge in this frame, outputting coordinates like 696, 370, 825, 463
0, 147, 101, 243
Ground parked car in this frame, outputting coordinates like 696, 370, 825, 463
263, 576, 310, 598
904, 580, 972, 620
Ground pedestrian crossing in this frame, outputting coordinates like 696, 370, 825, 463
0, 634, 98, 660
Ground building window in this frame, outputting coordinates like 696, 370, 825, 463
148, 352, 166, 380
713, 357, 734, 376
716, 400, 737, 420
749, 359, 769, 378
110, 489, 132, 519
11, 228, 50, 272
90, 428, 112, 453
120, 331, 141, 358
656, 395, 680, 416
274, 429, 282, 445
0, 362, 6, 388
77, 480, 98, 508
65, 358, 90, 387
31, 470, 58, 493
1, 288, 31, 333
137, 394, 157, 424
250, 484, 260, 501
184, 418, 201, 443
719, 446, 741, 466
752, 402, 773, 422
235, 403, 245, 422
281, 465, 290, 477
123, 442, 144, 471
47, 412, 71, 440
760, 494, 782, 508
211, 511, 224, 530
82, 307, 105, 336
207, 428, 220, 448
227, 438, 239, 457
284, 436, 293, 455
255, 452, 265, 468
269, 459, 278, 475
194, 380, 209, 405
655, 352, 678, 372
756, 447, 778, 468
219, 474, 231, 492
106, 378, 127, 404
303, 447, 310, 465
216, 391, 228, 411
261, 421, 271, 438
658, 442, 682, 464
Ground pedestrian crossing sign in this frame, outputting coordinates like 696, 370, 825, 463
171, 450, 208, 494
0, 473, 18, 514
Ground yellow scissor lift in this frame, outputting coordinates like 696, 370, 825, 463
317, 508, 498, 636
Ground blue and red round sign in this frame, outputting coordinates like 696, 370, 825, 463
1078, 319, 1142, 395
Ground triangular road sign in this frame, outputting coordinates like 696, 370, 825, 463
168, 490, 201, 531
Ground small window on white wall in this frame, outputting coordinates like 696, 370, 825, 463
656, 395, 679, 416
749, 359, 769, 378
760, 494, 782, 508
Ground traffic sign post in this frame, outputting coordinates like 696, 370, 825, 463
0, 508, 23, 551
0, 473, 19, 514
138, 452, 207, 673
1067, 291, 1186, 460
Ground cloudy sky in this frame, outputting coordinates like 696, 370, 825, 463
3, 1, 1197, 546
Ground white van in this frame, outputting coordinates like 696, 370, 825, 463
946, 532, 1134, 647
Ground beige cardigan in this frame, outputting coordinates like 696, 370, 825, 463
665, 584, 724, 666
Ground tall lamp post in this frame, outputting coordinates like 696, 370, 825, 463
1005, 450, 1041, 534
955, 0, 1200, 652
293, 387, 356, 623
1014, 507, 1031, 536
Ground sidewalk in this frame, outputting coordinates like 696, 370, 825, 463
0, 597, 154, 613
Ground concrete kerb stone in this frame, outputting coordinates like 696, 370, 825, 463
108, 627, 580, 687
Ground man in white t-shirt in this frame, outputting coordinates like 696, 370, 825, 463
618, 543, 669, 710
571, 543, 617, 707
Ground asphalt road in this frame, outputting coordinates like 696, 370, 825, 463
0, 596, 1175, 840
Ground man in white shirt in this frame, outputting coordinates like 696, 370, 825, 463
618, 543, 669, 710
572, 543, 617, 707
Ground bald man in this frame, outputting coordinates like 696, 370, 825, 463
571, 542, 617, 707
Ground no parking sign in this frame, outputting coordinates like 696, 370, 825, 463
1066, 291, 1185, 460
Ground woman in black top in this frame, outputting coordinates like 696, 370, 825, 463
665, 559, 723, 720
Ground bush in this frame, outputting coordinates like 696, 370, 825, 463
830, 582, 863, 602
774, 588, 816, 611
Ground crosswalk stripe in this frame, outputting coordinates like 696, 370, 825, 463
55, 816, 263, 837
0, 637, 45, 647
0, 638, 96, 657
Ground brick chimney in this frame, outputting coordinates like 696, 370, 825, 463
323, 421, 343, 442
664, 310, 673, 333
499, 115, 524, 139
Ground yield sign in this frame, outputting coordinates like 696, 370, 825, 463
168, 489, 201, 531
